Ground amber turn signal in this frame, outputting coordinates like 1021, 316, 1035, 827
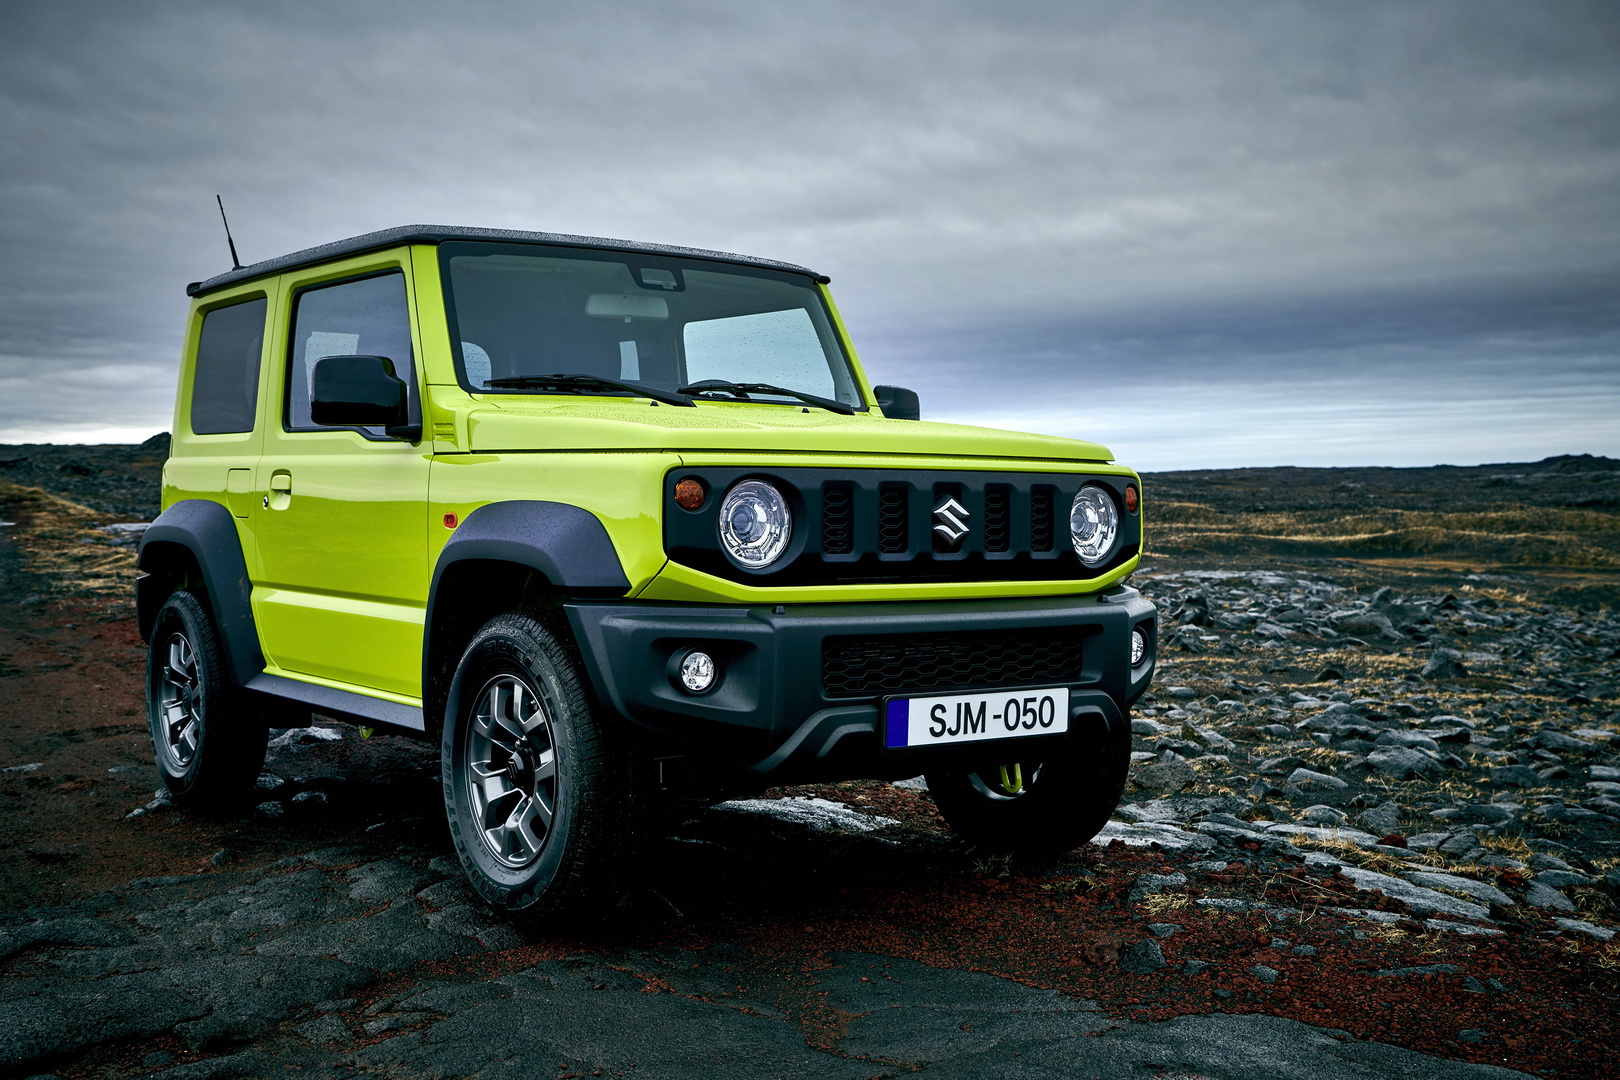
1124, 485, 1138, 514
674, 477, 707, 511
443, 512, 459, 529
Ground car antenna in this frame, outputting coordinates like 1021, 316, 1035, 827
215, 195, 243, 270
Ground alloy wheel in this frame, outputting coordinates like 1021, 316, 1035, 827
157, 631, 201, 770
464, 674, 558, 868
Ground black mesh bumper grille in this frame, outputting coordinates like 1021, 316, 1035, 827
821, 628, 1088, 698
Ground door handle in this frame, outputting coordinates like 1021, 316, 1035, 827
268, 471, 293, 510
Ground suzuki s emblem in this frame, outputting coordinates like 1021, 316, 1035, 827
933, 496, 970, 544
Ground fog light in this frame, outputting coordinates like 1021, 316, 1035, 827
1131, 629, 1147, 666
677, 650, 717, 694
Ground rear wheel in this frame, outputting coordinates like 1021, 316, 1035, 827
441, 612, 635, 915
924, 715, 1130, 858
146, 590, 270, 812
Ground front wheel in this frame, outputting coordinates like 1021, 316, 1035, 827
441, 612, 634, 915
146, 589, 270, 812
924, 715, 1131, 858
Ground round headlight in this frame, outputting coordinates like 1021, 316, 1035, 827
718, 480, 792, 568
1070, 485, 1120, 566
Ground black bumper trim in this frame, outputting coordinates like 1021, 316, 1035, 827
563, 588, 1156, 780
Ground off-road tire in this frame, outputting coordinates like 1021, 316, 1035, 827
441, 611, 635, 915
146, 589, 270, 812
924, 712, 1131, 858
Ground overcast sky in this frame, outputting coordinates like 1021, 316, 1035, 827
1, 0, 1616, 469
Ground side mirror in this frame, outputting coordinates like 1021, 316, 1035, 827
310, 355, 420, 441
872, 384, 920, 421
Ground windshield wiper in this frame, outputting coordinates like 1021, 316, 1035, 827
483, 373, 695, 407
676, 379, 854, 415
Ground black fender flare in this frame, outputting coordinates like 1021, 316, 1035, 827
137, 499, 265, 689
423, 500, 631, 703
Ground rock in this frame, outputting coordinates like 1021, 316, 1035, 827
1133, 760, 1196, 795
1334, 866, 1493, 921
1521, 881, 1577, 912
1266, 823, 1382, 848
1533, 729, 1596, 753
1365, 747, 1442, 779
1437, 832, 1485, 859
1249, 964, 1280, 984
1287, 768, 1348, 791
1422, 648, 1467, 680
1535, 870, 1594, 889
1400, 872, 1514, 907
1146, 923, 1181, 938
267, 726, 345, 749
1451, 803, 1517, 825
1335, 611, 1400, 640
1553, 918, 1615, 941
1489, 765, 1546, 788
1297, 805, 1349, 827
1374, 731, 1441, 753
1355, 802, 1401, 835
1118, 939, 1168, 974
1128, 873, 1188, 905
1091, 821, 1217, 854
1374, 964, 1459, 977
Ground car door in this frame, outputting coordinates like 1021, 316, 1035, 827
250, 253, 431, 701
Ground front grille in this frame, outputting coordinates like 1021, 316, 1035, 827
822, 628, 1088, 698
1030, 486, 1056, 552
984, 484, 1010, 552
878, 486, 908, 552
663, 467, 1139, 586
822, 483, 854, 554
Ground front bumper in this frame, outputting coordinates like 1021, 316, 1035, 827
564, 586, 1156, 784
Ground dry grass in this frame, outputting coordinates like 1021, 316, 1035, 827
0, 480, 137, 601
1149, 502, 1620, 571
1142, 892, 1194, 916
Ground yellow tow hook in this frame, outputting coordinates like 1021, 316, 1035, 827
359, 726, 375, 739
998, 763, 1024, 795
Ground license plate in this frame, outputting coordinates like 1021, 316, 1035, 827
883, 687, 1069, 749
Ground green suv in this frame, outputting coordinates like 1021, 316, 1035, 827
138, 226, 1157, 913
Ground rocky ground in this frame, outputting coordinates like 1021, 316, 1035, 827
0, 449, 1617, 1079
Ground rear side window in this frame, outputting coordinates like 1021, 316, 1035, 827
286, 272, 415, 432
190, 298, 266, 435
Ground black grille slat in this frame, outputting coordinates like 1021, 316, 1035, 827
822, 628, 1087, 698
984, 484, 1010, 552
821, 483, 854, 554
1030, 486, 1055, 552
878, 486, 908, 553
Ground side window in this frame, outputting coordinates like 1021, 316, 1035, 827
286, 272, 415, 432
190, 298, 266, 435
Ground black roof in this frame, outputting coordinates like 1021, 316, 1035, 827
186, 225, 827, 297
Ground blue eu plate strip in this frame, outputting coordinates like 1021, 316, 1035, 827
885, 699, 909, 748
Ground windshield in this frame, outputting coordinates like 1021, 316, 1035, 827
440, 242, 862, 408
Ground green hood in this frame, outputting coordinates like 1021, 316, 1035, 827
464, 399, 1113, 463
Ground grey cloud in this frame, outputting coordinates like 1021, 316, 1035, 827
0, 0, 1616, 462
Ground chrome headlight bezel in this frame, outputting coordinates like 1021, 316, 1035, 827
717, 479, 793, 568
1069, 484, 1121, 567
